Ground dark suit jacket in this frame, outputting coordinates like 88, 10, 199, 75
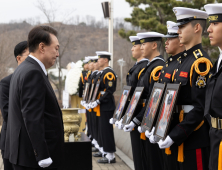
4, 57, 64, 168
0, 74, 12, 152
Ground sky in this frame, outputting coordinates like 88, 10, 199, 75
0, 0, 137, 23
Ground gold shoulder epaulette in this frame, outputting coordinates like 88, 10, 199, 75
190, 57, 213, 87
138, 68, 145, 80
103, 72, 116, 84
193, 49, 203, 59
149, 66, 163, 83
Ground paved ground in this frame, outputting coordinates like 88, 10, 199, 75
0, 154, 131, 170
92, 154, 131, 170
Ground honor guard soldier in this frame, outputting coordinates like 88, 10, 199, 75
121, 32, 165, 170
79, 58, 90, 98
204, 3, 222, 170
156, 7, 212, 170
147, 21, 185, 170
84, 56, 99, 152
81, 57, 93, 140
111, 36, 148, 170
90, 51, 117, 163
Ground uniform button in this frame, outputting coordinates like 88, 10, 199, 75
176, 69, 178, 72
179, 61, 181, 64
170, 58, 172, 61
162, 70, 164, 73
161, 79, 162, 81
174, 79, 176, 81
166, 64, 168, 67
184, 53, 187, 57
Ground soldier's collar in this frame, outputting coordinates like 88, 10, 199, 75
92, 70, 98, 74
167, 52, 182, 63
147, 55, 165, 66
182, 43, 203, 59
136, 58, 149, 65
218, 47, 222, 54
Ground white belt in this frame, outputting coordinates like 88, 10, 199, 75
176, 105, 194, 113
100, 91, 105, 95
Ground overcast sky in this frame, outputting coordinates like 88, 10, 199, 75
0, 0, 137, 23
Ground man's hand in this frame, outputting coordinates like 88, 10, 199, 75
158, 136, 174, 149
91, 100, 99, 108
109, 118, 115, 124
138, 126, 143, 133
38, 157, 53, 168
123, 121, 136, 132
118, 119, 124, 130
80, 100, 86, 106
86, 103, 91, 110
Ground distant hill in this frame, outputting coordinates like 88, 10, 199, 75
0, 21, 135, 94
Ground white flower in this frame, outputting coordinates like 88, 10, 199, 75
65, 60, 83, 95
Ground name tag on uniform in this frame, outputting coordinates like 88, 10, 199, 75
179, 71, 188, 78
165, 73, 171, 79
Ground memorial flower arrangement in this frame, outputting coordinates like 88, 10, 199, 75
66, 60, 83, 95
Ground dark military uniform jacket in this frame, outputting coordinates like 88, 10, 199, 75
79, 70, 88, 97
132, 55, 165, 125
204, 55, 222, 170
169, 44, 211, 150
98, 67, 117, 112
159, 52, 183, 84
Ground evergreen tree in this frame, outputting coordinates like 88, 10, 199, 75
119, 0, 221, 62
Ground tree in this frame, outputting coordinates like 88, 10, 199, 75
119, 0, 220, 62
36, 0, 76, 100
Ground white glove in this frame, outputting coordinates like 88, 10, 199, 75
158, 136, 174, 149
123, 121, 136, 132
86, 103, 91, 110
115, 120, 119, 127
109, 118, 115, 124
145, 127, 155, 139
91, 100, 99, 108
38, 157, 53, 168
138, 126, 143, 133
118, 119, 124, 130
81, 100, 86, 106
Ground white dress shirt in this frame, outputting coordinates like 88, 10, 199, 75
217, 47, 222, 72
29, 55, 47, 76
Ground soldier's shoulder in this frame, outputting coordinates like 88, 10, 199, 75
192, 48, 211, 61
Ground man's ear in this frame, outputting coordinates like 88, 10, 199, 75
152, 42, 157, 50
16, 56, 20, 63
194, 23, 202, 34
39, 42, 45, 53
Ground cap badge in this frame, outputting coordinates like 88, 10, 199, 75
194, 16, 197, 19
173, 9, 177, 14
132, 42, 135, 45
140, 39, 145, 44
98, 56, 100, 58
209, 15, 218, 21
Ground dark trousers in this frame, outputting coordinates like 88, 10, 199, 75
98, 111, 116, 153
1, 151, 14, 170
163, 145, 210, 170
140, 139, 164, 170
12, 164, 57, 170
130, 129, 144, 170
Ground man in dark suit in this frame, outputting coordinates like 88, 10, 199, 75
4, 26, 64, 170
0, 41, 29, 170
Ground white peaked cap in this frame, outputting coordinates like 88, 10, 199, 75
204, 3, 222, 15
96, 51, 112, 56
167, 21, 178, 33
129, 36, 140, 42
173, 7, 208, 21
137, 32, 164, 40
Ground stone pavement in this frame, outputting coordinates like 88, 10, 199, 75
92, 154, 131, 170
0, 154, 131, 170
